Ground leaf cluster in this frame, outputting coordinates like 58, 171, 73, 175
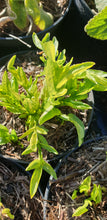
0, 198, 14, 219
71, 176, 106, 217
1, 32, 107, 198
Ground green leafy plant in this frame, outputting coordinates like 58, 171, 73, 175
0, 198, 14, 219
0, 124, 18, 145
71, 176, 106, 217
1, 32, 107, 198
85, 5, 107, 40
4, 0, 53, 32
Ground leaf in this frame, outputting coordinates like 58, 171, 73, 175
0, 101, 25, 114
25, 0, 53, 30
52, 36, 59, 56
38, 7, 53, 30
86, 69, 107, 91
0, 124, 9, 132
91, 184, 102, 204
19, 127, 35, 139
7, 56, 31, 90
79, 176, 91, 195
60, 113, 85, 146
38, 134, 58, 154
72, 205, 88, 217
42, 41, 56, 61
57, 49, 66, 65
43, 160, 57, 179
7, 55, 16, 70
32, 32, 43, 50
22, 145, 33, 155
2, 208, 14, 219
39, 106, 61, 125
2, 71, 11, 94
54, 88, 67, 98
72, 199, 92, 217
11, 76, 18, 93
57, 62, 95, 89
0, 135, 10, 145
30, 131, 38, 152
42, 59, 60, 96
71, 189, 78, 200
9, 0, 28, 30
61, 98, 91, 110
85, 6, 107, 40
95, 0, 107, 11
0, 125, 10, 145
28, 78, 38, 97
10, 129, 18, 142
42, 32, 50, 43
17, 67, 31, 89
26, 158, 42, 171
36, 125, 48, 135
22, 98, 37, 114
30, 168, 42, 198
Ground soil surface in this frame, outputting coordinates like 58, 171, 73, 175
45, 137, 107, 220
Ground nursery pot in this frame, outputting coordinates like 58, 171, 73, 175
57, 0, 107, 68
0, 49, 94, 196
0, 49, 95, 161
0, 0, 72, 57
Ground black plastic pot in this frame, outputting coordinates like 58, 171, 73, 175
0, 49, 94, 163
0, 49, 94, 197
57, 0, 107, 69
0, 154, 44, 199
93, 91, 107, 136
0, 0, 72, 57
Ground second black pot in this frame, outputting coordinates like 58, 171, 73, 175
56, 0, 107, 69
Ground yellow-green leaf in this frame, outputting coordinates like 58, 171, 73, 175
30, 168, 42, 198
43, 160, 57, 179
60, 113, 85, 146
38, 134, 58, 154
39, 106, 61, 125
9, 0, 28, 30
30, 131, 38, 152
26, 158, 42, 171
85, 6, 107, 40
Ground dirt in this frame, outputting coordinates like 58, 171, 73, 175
45, 137, 107, 220
0, 159, 43, 220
